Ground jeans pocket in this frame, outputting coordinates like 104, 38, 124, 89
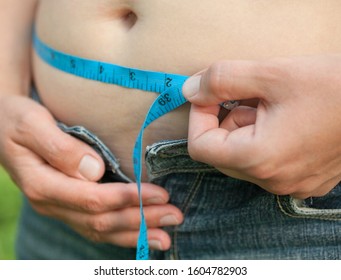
277, 182, 341, 221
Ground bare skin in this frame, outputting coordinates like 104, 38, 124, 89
1, 0, 341, 252
34, 0, 341, 180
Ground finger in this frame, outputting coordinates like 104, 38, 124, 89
36, 204, 179, 250
220, 106, 257, 131
18, 154, 171, 213
83, 228, 172, 250
37, 203, 183, 233
14, 106, 105, 181
188, 104, 256, 169
183, 60, 283, 106
102, 228, 172, 250
43, 175, 171, 213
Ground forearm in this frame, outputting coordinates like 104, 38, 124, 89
0, 0, 38, 96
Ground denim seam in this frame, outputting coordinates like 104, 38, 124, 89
170, 172, 205, 260
146, 139, 188, 156
156, 149, 190, 158
276, 195, 341, 221
149, 167, 217, 180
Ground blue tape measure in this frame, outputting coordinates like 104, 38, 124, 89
33, 31, 188, 260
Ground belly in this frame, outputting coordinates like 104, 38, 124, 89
33, 0, 341, 180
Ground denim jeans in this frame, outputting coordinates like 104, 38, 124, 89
16, 89, 341, 259
147, 140, 341, 259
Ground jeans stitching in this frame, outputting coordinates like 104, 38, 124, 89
149, 167, 217, 179
170, 172, 204, 260
276, 195, 341, 221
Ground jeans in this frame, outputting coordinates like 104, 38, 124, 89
16, 89, 341, 259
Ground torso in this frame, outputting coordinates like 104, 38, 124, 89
33, 0, 341, 180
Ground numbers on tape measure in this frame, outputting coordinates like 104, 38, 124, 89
158, 93, 172, 106
129, 71, 136, 81
165, 77, 172, 87
70, 58, 76, 69
98, 65, 105, 74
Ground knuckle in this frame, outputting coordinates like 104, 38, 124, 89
24, 187, 40, 202
114, 184, 134, 206
84, 229, 103, 243
260, 58, 292, 87
88, 215, 112, 233
248, 162, 276, 181
0, 140, 17, 162
206, 61, 230, 96
246, 147, 277, 181
16, 107, 48, 136
246, 137, 289, 181
82, 195, 103, 213
46, 137, 75, 163
21, 178, 44, 203
248, 164, 296, 196
15, 111, 35, 135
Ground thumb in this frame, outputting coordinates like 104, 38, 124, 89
183, 60, 278, 106
16, 108, 105, 181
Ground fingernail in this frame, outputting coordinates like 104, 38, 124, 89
147, 197, 167, 204
182, 75, 201, 99
149, 240, 163, 250
78, 155, 101, 181
160, 215, 180, 226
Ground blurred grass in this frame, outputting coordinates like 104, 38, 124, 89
0, 166, 22, 260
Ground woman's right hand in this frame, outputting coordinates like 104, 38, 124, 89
0, 94, 183, 251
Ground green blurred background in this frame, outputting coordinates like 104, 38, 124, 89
0, 166, 22, 260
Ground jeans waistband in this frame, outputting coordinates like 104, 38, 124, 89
145, 139, 217, 181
